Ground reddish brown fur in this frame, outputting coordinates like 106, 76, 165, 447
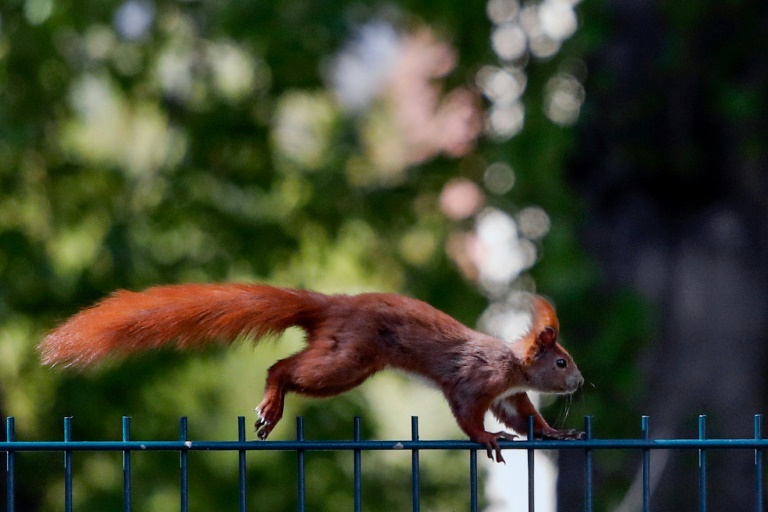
39, 283, 584, 462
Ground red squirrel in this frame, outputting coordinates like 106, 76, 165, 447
39, 283, 584, 462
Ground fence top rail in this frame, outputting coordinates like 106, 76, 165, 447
2, 414, 764, 452
1, 438, 767, 453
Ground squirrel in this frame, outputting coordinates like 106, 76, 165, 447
38, 283, 585, 462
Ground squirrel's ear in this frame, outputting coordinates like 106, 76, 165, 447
536, 326, 557, 348
523, 326, 558, 364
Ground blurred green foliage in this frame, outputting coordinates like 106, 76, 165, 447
0, 0, 650, 510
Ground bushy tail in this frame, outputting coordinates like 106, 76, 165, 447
38, 284, 329, 368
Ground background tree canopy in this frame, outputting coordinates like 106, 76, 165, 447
1, 0, 766, 510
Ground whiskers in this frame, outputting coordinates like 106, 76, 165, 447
555, 392, 574, 427
558, 395, 572, 426
555, 380, 594, 428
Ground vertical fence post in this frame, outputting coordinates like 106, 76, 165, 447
353, 417, 362, 512
179, 417, 188, 512
122, 416, 132, 512
641, 416, 650, 512
6, 416, 15, 512
698, 415, 707, 512
527, 415, 535, 512
584, 416, 593, 512
411, 416, 420, 512
64, 417, 73, 512
469, 443, 478, 512
238, 416, 247, 512
296, 417, 306, 512
755, 414, 763, 512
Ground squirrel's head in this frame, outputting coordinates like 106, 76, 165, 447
521, 296, 583, 394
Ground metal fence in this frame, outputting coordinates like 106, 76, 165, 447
1, 415, 765, 512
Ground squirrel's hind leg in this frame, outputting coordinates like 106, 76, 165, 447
255, 341, 380, 439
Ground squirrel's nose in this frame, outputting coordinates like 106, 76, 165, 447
567, 371, 584, 391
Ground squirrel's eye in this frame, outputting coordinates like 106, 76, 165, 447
556, 358, 567, 369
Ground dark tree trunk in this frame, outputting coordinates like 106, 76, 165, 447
562, 0, 768, 509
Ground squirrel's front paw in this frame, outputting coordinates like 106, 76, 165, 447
477, 430, 519, 463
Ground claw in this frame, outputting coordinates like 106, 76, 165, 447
254, 408, 274, 440
482, 431, 518, 464
486, 441, 502, 463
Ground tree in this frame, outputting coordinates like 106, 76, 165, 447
0, 0, 655, 510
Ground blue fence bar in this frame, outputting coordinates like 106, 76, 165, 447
584, 416, 593, 512
756, 415, 764, 512
179, 416, 189, 512
1, 414, 767, 511
63, 416, 73, 512
469, 445, 478, 512
122, 416, 132, 512
641, 415, 650, 512
411, 416, 420, 512
353, 416, 362, 512
527, 415, 535, 512
5, 416, 14, 512
3, 435, 768, 452
698, 415, 707, 512
296, 416, 306, 512
237, 416, 247, 512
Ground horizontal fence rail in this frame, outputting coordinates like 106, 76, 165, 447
2, 415, 766, 512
